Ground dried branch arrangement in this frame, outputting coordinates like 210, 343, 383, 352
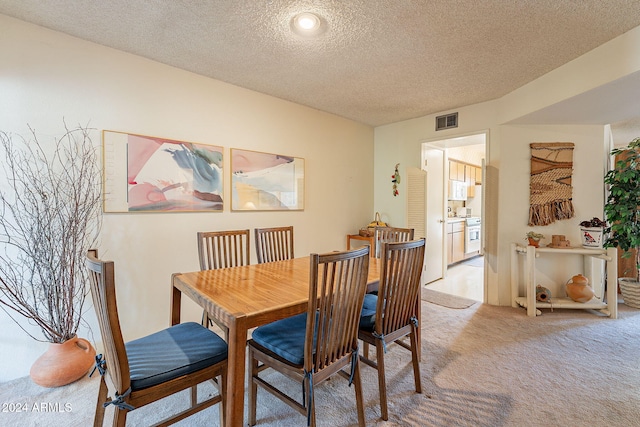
0, 124, 101, 343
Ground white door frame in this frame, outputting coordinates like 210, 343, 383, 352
420, 130, 489, 301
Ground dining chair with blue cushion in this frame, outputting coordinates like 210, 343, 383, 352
363, 226, 416, 357
359, 238, 425, 421
247, 246, 370, 427
86, 249, 228, 427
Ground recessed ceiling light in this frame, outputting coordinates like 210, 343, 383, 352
292, 12, 321, 35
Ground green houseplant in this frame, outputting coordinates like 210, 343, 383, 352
525, 231, 544, 247
603, 137, 640, 308
0, 123, 102, 386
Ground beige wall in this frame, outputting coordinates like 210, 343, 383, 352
0, 15, 374, 381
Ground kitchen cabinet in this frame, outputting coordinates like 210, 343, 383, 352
448, 161, 465, 181
447, 221, 465, 265
510, 243, 617, 318
465, 165, 475, 197
449, 160, 481, 197
474, 166, 482, 184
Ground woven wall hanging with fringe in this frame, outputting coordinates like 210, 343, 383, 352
529, 142, 575, 226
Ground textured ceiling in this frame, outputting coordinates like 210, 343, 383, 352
2, 0, 640, 127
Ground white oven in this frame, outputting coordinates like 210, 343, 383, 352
465, 217, 481, 253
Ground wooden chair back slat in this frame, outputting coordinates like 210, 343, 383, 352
197, 229, 250, 270
373, 227, 414, 258
254, 226, 294, 264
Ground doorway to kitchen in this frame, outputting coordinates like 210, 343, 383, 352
421, 132, 486, 302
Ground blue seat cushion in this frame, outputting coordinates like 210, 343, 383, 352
125, 321, 227, 390
251, 313, 312, 365
359, 293, 378, 331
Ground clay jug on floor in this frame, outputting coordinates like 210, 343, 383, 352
30, 336, 96, 388
565, 274, 595, 303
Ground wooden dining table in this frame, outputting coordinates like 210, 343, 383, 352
170, 255, 382, 426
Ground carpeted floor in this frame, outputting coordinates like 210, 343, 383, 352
2, 298, 640, 426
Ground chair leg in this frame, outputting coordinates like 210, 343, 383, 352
113, 407, 127, 427
410, 327, 422, 393
203, 310, 230, 342
353, 359, 366, 427
307, 390, 316, 427
375, 339, 389, 421
362, 342, 369, 360
219, 372, 227, 427
415, 297, 422, 362
94, 376, 108, 427
248, 348, 258, 426
190, 385, 197, 406
201, 310, 211, 328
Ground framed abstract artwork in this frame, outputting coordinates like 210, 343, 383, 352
230, 149, 305, 211
102, 130, 223, 212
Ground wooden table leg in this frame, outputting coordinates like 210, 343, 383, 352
170, 274, 182, 326
225, 316, 249, 427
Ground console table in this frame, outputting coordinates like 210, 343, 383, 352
346, 234, 375, 257
510, 243, 617, 318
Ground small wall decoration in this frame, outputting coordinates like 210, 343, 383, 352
103, 131, 223, 212
231, 148, 304, 211
548, 234, 571, 248
528, 142, 574, 226
392, 163, 400, 196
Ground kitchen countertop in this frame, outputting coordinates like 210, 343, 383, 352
447, 216, 481, 223
447, 217, 466, 223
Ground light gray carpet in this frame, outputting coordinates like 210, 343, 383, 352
2, 300, 640, 426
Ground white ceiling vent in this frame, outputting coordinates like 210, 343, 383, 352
436, 112, 458, 131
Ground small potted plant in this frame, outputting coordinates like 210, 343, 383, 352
579, 217, 606, 248
525, 231, 544, 247
603, 137, 640, 308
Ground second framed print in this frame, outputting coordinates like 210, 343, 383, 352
231, 149, 304, 211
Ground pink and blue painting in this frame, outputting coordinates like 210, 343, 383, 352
231, 149, 304, 211
103, 131, 223, 212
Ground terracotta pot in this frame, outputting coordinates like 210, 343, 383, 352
527, 237, 540, 247
30, 336, 96, 388
565, 274, 595, 303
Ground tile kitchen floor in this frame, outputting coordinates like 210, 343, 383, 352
426, 256, 484, 302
